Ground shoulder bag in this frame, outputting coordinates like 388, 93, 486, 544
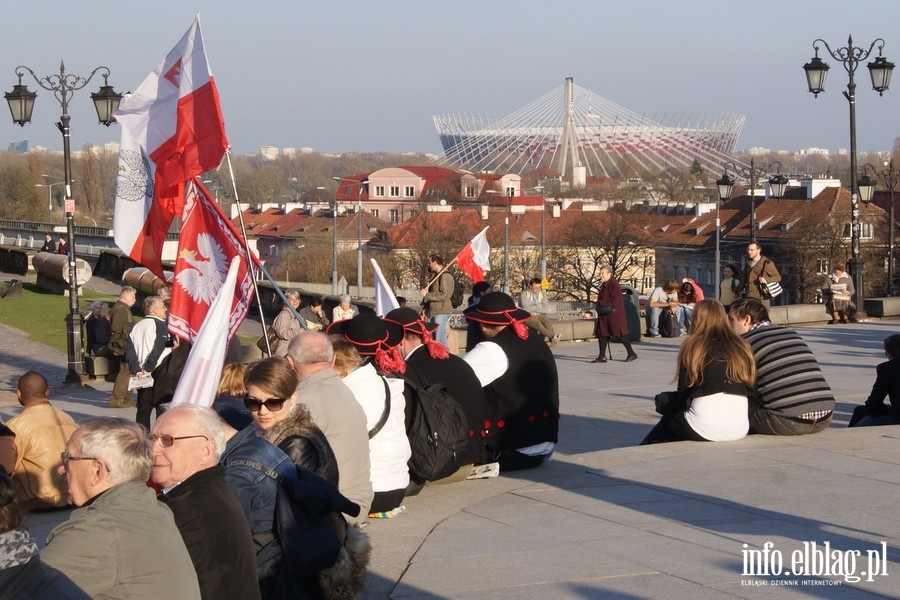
758, 260, 783, 299
256, 326, 281, 354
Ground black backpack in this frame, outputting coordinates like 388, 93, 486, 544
659, 309, 679, 338
450, 277, 464, 309
234, 460, 369, 599
403, 365, 471, 481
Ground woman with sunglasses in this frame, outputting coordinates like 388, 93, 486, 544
243, 357, 338, 486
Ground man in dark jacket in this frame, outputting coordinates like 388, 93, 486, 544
151, 405, 260, 600
850, 334, 900, 427
107, 286, 137, 409
385, 307, 491, 470
463, 292, 559, 471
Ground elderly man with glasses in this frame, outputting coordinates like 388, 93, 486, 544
151, 404, 260, 600
41, 417, 201, 599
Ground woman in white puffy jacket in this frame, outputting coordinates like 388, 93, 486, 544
328, 314, 411, 514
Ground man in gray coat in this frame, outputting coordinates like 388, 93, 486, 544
42, 417, 201, 599
287, 331, 373, 523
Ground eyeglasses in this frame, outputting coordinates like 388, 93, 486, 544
60, 451, 98, 467
149, 433, 209, 448
243, 395, 288, 412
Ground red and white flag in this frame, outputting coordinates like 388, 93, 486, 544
113, 15, 228, 278
170, 255, 242, 407
454, 226, 491, 282
168, 180, 256, 343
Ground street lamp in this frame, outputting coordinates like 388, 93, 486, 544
35, 178, 65, 221
860, 161, 900, 296
534, 185, 546, 280
484, 189, 510, 293
323, 185, 339, 295
804, 36, 894, 314
720, 159, 787, 242
6, 62, 121, 381
332, 176, 368, 297
715, 171, 736, 290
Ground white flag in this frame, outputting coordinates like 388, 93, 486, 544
371, 258, 399, 317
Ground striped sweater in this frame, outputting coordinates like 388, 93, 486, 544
744, 325, 835, 416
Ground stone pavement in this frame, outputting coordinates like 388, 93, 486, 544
2, 314, 900, 598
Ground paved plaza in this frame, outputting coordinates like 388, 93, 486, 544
2, 299, 899, 598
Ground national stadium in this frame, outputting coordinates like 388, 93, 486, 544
434, 77, 745, 180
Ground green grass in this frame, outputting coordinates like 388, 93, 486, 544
0, 283, 120, 353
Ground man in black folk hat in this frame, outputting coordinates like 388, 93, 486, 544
462, 292, 559, 471
384, 307, 491, 473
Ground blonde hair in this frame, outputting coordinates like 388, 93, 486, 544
676, 300, 755, 388
218, 363, 248, 396
331, 336, 363, 377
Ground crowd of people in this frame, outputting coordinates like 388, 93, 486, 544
2, 244, 898, 597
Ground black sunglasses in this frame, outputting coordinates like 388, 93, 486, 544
243, 395, 288, 413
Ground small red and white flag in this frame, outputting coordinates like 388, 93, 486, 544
170, 255, 242, 407
454, 226, 491, 282
168, 180, 256, 343
113, 15, 228, 278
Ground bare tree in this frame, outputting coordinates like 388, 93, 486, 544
778, 215, 848, 303
545, 208, 651, 302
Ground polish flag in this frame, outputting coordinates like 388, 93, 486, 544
454, 226, 491, 282
113, 15, 228, 278
167, 180, 257, 344
170, 255, 242, 407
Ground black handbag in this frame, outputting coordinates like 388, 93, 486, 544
597, 305, 616, 315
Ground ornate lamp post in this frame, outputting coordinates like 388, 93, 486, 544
6, 62, 121, 380
719, 160, 788, 243
804, 35, 894, 314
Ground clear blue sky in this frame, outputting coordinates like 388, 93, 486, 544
3, 0, 900, 157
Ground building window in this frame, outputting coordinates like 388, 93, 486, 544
465, 185, 475, 198
375, 185, 385, 197
506, 186, 515, 197
370, 209, 379, 218
817, 259, 829, 274
389, 209, 399, 223
409, 209, 418, 217
843, 222, 875, 239
404, 185, 415, 197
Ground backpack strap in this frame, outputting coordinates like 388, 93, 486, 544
367, 376, 392, 439
405, 362, 432, 388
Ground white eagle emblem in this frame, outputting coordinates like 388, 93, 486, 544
175, 233, 228, 305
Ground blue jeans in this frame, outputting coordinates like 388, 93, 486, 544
431, 313, 451, 348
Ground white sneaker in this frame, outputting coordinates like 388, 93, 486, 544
467, 462, 501, 479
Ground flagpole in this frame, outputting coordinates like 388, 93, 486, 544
221, 155, 307, 356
